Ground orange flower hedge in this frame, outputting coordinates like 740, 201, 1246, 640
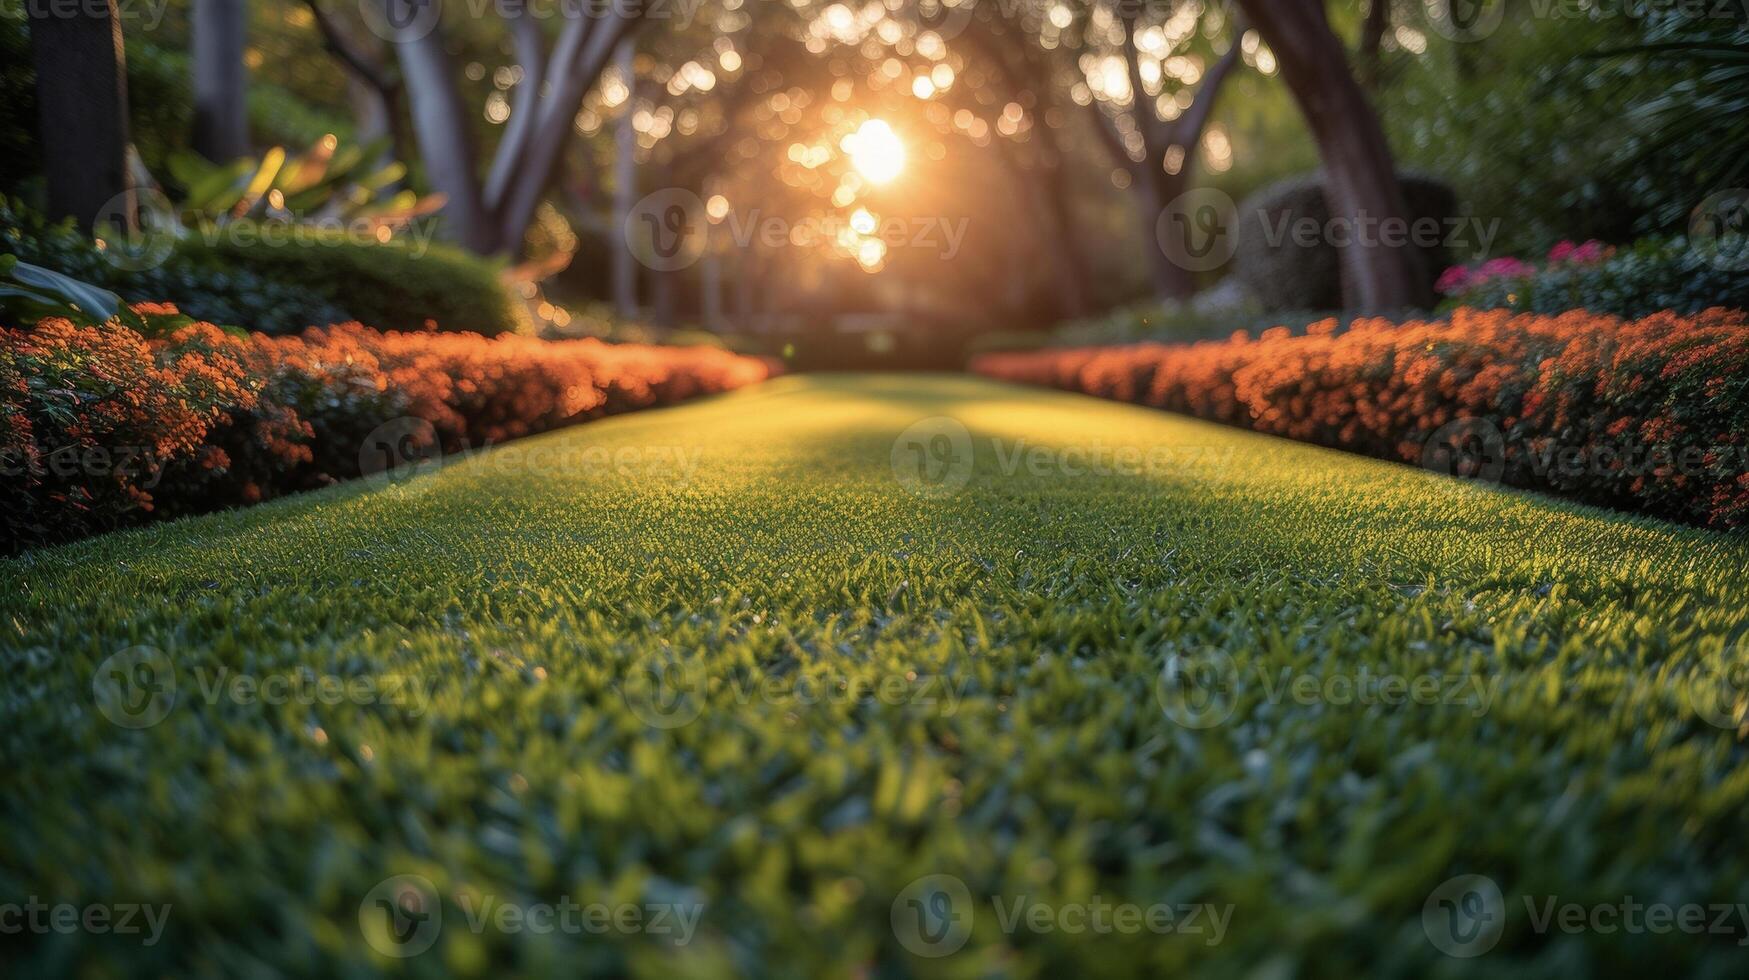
2, 307, 778, 551
972, 308, 1749, 529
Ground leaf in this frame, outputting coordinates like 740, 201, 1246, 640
182, 159, 255, 215
232, 146, 287, 218
7, 260, 123, 322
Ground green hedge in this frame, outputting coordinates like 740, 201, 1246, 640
2, 199, 526, 335
185, 226, 529, 335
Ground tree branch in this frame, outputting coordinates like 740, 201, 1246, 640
302, 0, 397, 96
1163, 42, 1242, 161
483, 9, 552, 213
1120, 7, 1175, 170
1358, 0, 1390, 91
493, 11, 639, 252
1085, 102, 1141, 175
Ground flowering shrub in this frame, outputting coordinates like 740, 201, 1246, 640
1438, 237, 1749, 318
972, 308, 1749, 529
1435, 240, 1609, 295
2, 307, 778, 550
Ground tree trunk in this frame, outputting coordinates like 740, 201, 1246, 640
1237, 0, 1430, 310
1357, 0, 1389, 93
481, 8, 547, 215
1035, 166, 1091, 320
28, 0, 132, 228
702, 252, 723, 331
192, 0, 249, 161
386, 2, 494, 252
493, 16, 635, 255
1115, 15, 1242, 304
612, 39, 639, 319
1029, 116, 1091, 319
986, 124, 1090, 320
1133, 165, 1199, 300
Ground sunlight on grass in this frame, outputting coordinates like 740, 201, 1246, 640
3, 375, 1746, 976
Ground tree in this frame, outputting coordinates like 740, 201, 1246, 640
1104, 8, 1240, 300
377, 0, 642, 255
1235, 0, 1431, 309
192, 0, 249, 161
954, 13, 1095, 318
27, 0, 132, 227
1022, 2, 1242, 303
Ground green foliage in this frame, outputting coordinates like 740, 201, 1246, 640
0, 196, 349, 333
971, 293, 1356, 355
1443, 237, 1749, 319
164, 136, 433, 231
1594, 11, 1749, 228
1383, 7, 1747, 255
0, 255, 138, 330
121, 35, 199, 183
1, 197, 521, 335
1, 375, 1746, 976
189, 228, 528, 335
0, 14, 36, 195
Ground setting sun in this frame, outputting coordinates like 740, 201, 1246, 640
842, 118, 906, 184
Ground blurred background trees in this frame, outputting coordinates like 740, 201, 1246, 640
6, 0, 1745, 366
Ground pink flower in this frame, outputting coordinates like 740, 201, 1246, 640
1478, 257, 1536, 280
1547, 240, 1610, 265
1436, 266, 1474, 294
1438, 241, 1611, 297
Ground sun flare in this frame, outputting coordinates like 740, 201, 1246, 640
842, 118, 906, 184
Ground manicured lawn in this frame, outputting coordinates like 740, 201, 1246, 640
3, 374, 1746, 978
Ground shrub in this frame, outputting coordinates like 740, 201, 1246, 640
2, 198, 522, 335
1232, 172, 1456, 311
1440, 237, 1749, 319
2, 197, 350, 333
968, 288, 1365, 357
972, 308, 1749, 529
1, 308, 778, 551
169, 229, 529, 336
0, 314, 266, 544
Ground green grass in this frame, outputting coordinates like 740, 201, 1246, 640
3, 374, 1747, 979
